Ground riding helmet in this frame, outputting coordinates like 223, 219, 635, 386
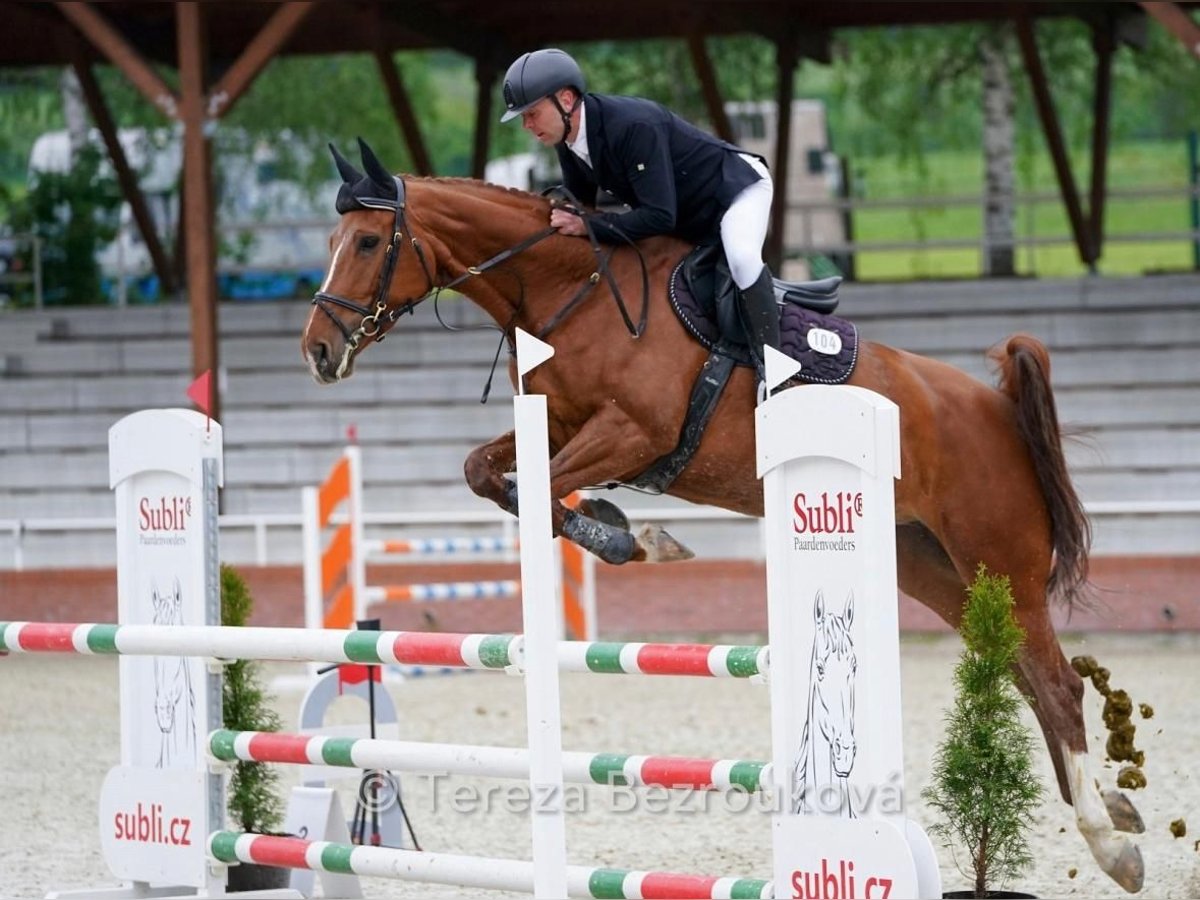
500, 49, 586, 122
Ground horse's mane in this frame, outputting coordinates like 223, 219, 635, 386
410, 175, 551, 213
405, 174, 688, 276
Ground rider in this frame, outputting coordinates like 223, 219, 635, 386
500, 48, 779, 381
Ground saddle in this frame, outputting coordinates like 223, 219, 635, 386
669, 244, 857, 383
625, 247, 859, 494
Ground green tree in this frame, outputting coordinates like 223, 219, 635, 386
221, 564, 284, 835
8, 141, 121, 305
923, 565, 1043, 898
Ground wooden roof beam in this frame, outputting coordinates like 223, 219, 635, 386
206, 1, 318, 119
1088, 19, 1115, 257
373, 47, 435, 176
1138, 1, 1200, 59
1016, 13, 1096, 270
55, 1, 179, 119
68, 41, 177, 295
687, 34, 735, 143
766, 31, 799, 272
378, 0, 508, 61
471, 60, 498, 179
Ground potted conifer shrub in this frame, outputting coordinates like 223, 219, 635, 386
220, 564, 289, 892
922, 565, 1043, 898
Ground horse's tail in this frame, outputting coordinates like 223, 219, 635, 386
990, 333, 1091, 607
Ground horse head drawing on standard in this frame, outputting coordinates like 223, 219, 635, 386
792, 590, 857, 817
151, 577, 196, 768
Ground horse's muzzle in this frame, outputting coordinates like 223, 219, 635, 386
304, 337, 347, 384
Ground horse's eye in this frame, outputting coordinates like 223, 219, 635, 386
358, 235, 381, 252
816, 663, 825, 677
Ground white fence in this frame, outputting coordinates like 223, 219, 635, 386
3, 499, 1199, 571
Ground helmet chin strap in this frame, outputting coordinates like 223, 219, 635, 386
550, 93, 581, 146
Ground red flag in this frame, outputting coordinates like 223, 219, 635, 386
186, 370, 213, 418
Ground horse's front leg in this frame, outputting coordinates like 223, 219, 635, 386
464, 431, 519, 516
547, 412, 694, 565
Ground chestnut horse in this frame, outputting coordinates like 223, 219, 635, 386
301, 143, 1143, 892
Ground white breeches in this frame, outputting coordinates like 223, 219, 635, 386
719, 153, 774, 289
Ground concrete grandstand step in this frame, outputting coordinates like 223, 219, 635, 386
937, 346, 1200, 387
1055, 386, 1200, 428
1074, 468, 1200, 500
0, 363, 515, 413
5, 327, 509, 377
1, 488, 116, 519
1, 404, 513, 451
841, 273, 1200, 317
857, 308, 1199, 354
1064, 427, 1200, 470
0, 373, 194, 413
226, 366, 514, 407
227, 480, 480, 515
0, 441, 485, 490
14, 297, 493, 344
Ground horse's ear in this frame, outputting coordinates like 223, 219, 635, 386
329, 142, 363, 183
357, 137, 397, 197
813, 590, 825, 623
843, 590, 854, 626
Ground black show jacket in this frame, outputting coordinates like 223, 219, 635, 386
555, 93, 766, 245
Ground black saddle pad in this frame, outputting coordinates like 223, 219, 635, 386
668, 256, 859, 385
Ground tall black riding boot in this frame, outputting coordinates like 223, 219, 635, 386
737, 266, 780, 383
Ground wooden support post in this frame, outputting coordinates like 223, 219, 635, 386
1089, 20, 1115, 260
472, 60, 496, 180
766, 34, 799, 273
1016, 14, 1096, 271
686, 34, 735, 143
177, 2, 221, 420
374, 47, 434, 176
69, 46, 177, 295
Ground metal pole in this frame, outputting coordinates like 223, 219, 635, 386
1189, 130, 1199, 270
32, 236, 43, 309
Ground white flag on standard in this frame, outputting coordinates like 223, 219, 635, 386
515, 328, 555, 391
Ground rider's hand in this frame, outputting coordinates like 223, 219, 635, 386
550, 208, 586, 237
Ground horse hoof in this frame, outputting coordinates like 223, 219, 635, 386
635, 523, 695, 562
1102, 789, 1146, 834
1105, 840, 1144, 894
578, 498, 631, 532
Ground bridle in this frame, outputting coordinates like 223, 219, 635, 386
311, 175, 648, 359
311, 175, 438, 353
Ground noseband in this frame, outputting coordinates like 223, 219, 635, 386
311, 175, 437, 351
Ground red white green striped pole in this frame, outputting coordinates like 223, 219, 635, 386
207, 831, 772, 899
208, 729, 769, 793
0, 622, 767, 678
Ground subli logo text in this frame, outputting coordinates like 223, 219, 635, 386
112, 801, 192, 846
139, 496, 192, 532
793, 491, 862, 534
791, 858, 894, 898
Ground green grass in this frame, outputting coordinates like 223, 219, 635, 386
844, 140, 1198, 279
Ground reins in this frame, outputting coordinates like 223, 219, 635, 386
312, 175, 651, 377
